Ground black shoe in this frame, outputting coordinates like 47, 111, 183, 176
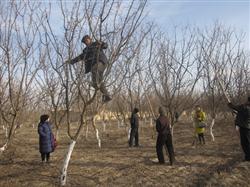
102, 95, 112, 103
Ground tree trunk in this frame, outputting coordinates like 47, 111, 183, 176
210, 118, 215, 141
92, 117, 101, 148
0, 140, 9, 153
128, 128, 131, 140
60, 140, 76, 186
102, 121, 106, 132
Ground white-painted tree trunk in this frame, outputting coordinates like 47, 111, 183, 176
210, 118, 215, 141
149, 118, 153, 127
5, 127, 8, 138
117, 120, 120, 128
60, 140, 76, 186
92, 117, 101, 148
0, 140, 9, 153
102, 121, 106, 132
128, 128, 131, 140
171, 125, 174, 137
95, 129, 101, 148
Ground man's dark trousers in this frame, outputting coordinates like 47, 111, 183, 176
240, 127, 250, 161
91, 62, 109, 97
156, 133, 174, 164
129, 127, 139, 147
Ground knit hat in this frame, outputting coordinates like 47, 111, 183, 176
40, 114, 49, 123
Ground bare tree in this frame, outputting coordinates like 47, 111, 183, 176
148, 26, 203, 137
35, 0, 148, 185
0, 1, 41, 152
198, 23, 248, 141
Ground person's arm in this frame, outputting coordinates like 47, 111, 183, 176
130, 114, 135, 127
66, 53, 85, 65
95, 41, 108, 49
38, 125, 46, 137
228, 103, 242, 112
156, 119, 161, 133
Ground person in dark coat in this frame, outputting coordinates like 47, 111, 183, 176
129, 108, 140, 147
228, 96, 250, 161
156, 107, 175, 165
174, 111, 179, 122
38, 114, 53, 163
66, 35, 111, 103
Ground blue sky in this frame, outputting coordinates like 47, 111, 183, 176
148, 0, 250, 50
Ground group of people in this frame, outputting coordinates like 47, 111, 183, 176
128, 96, 250, 165
38, 34, 250, 165
128, 105, 205, 166
128, 106, 175, 165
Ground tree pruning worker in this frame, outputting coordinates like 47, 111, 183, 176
228, 96, 250, 161
192, 105, 206, 145
129, 108, 140, 147
65, 35, 112, 103
156, 107, 175, 165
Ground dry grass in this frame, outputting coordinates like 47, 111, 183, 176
0, 119, 250, 187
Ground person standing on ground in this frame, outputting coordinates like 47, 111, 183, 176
38, 114, 54, 163
228, 96, 250, 161
66, 35, 111, 103
156, 107, 175, 165
192, 105, 206, 145
129, 108, 140, 147
174, 111, 179, 122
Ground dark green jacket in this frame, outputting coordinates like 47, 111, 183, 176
70, 41, 108, 73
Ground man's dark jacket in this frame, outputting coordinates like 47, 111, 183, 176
156, 115, 171, 135
130, 113, 139, 129
70, 41, 108, 73
228, 103, 250, 129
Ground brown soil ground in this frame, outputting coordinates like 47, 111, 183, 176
0, 118, 250, 187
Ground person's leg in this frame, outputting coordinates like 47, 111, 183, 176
245, 129, 250, 161
201, 133, 205, 144
240, 128, 250, 161
156, 135, 165, 163
41, 153, 46, 162
91, 63, 110, 101
192, 129, 198, 146
46, 153, 50, 162
129, 128, 135, 147
198, 134, 202, 144
165, 134, 175, 165
135, 128, 139, 146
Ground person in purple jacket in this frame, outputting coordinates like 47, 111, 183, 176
38, 114, 53, 163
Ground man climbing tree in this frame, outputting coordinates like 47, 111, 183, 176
228, 96, 250, 161
66, 35, 112, 103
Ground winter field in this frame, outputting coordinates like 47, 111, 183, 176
0, 117, 249, 187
